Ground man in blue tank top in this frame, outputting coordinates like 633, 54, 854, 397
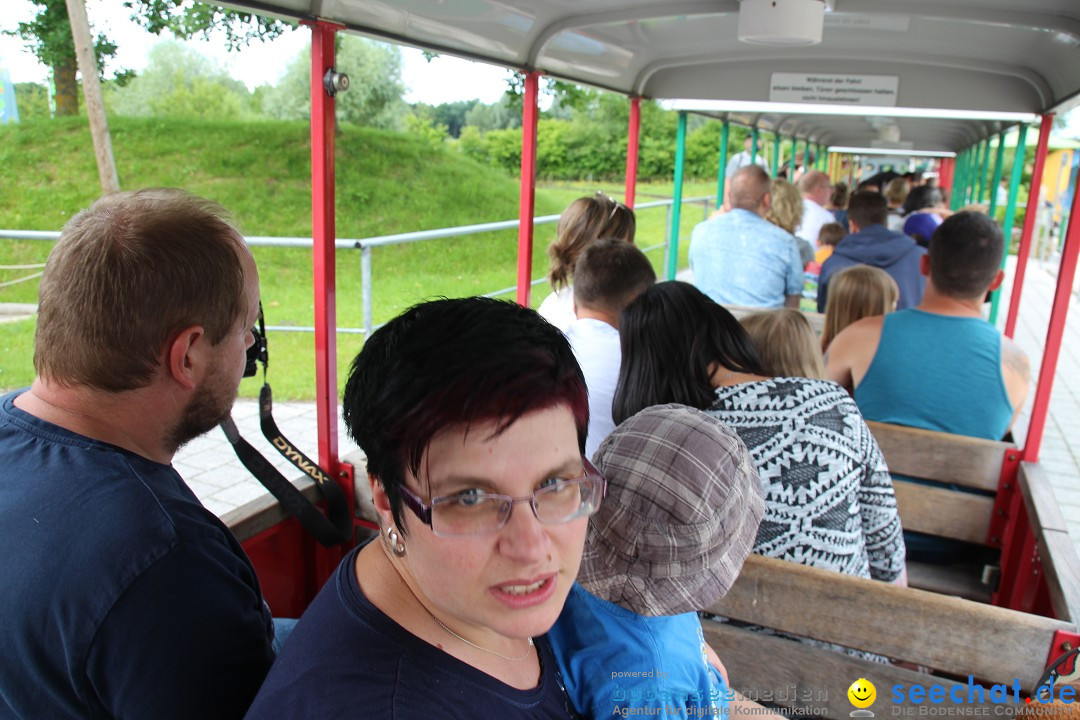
0, 190, 274, 719
824, 211, 1029, 442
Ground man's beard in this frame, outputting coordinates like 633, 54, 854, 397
167, 374, 236, 454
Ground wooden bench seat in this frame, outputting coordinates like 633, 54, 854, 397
707, 553, 1073, 718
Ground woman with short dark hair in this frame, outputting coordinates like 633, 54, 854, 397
247, 297, 602, 719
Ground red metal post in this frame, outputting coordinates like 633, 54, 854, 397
625, 96, 641, 210
1023, 134, 1080, 464
516, 71, 540, 307
1006, 115, 1053, 339
939, 157, 955, 196
308, 20, 343, 476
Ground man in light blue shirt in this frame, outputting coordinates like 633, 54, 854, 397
690, 165, 804, 308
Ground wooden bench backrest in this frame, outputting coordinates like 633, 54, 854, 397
867, 420, 1012, 492
709, 554, 1071, 693
867, 421, 1013, 545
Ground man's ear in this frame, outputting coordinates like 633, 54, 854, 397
987, 269, 1005, 292
920, 253, 931, 277
165, 325, 206, 390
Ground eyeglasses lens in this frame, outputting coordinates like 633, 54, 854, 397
430, 475, 603, 537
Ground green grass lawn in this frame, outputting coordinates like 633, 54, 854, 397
0, 116, 715, 399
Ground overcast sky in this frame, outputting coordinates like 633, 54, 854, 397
0, 0, 510, 104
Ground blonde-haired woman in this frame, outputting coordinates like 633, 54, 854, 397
741, 309, 825, 380
537, 193, 635, 331
764, 179, 813, 268
820, 264, 899, 352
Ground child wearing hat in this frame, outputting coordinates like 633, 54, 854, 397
548, 404, 764, 718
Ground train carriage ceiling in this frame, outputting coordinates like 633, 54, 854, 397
219, 0, 1080, 152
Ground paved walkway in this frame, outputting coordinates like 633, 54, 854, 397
177, 255, 1080, 557
998, 255, 1080, 558
176, 400, 358, 517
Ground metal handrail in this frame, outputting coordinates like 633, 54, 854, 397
0, 194, 713, 335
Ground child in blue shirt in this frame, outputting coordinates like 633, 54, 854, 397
548, 404, 765, 719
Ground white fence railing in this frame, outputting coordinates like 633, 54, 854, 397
0, 195, 713, 336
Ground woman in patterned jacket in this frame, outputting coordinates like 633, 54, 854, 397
612, 281, 906, 586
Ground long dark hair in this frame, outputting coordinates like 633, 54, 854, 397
901, 185, 943, 216
612, 282, 764, 425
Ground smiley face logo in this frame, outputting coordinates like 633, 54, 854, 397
848, 678, 876, 708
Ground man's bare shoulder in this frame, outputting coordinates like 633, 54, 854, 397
1001, 335, 1030, 379
833, 314, 886, 346
825, 315, 886, 391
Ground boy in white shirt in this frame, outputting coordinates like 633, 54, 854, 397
563, 238, 656, 458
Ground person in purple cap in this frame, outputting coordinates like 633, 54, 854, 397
547, 404, 766, 719
903, 211, 942, 248
900, 185, 950, 249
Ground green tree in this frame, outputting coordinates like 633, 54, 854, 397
11, 0, 285, 117
464, 96, 521, 131
429, 99, 478, 138
12, 83, 51, 121
261, 36, 406, 129
106, 40, 251, 119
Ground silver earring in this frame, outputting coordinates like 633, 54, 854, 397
386, 527, 406, 557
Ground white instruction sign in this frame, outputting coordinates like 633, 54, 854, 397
770, 73, 899, 106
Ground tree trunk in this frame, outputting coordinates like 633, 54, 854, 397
52, 55, 78, 116
66, 0, 119, 194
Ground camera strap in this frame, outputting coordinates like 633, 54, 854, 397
220, 304, 351, 547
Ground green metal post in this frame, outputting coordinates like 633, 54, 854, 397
962, 148, 976, 205
772, 131, 781, 177
955, 149, 971, 210
965, 148, 978, 204
668, 111, 688, 280
989, 124, 1029, 323
716, 120, 730, 208
789, 136, 798, 175
818, 144, 826, 170
969, 146, 980, 203
979, 137, 994, 205
987, 131, 1007, 218
751, 127, 759, 165
974, 138, 990, 203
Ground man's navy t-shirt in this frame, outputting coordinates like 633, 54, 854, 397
0, 390, 274, 719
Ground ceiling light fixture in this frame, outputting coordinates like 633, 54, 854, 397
738, 0, 826, 46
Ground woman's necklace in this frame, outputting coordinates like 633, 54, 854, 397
428, 610, 534, 662
380, 541, 535, 662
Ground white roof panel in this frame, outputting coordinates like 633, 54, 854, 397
219, 0, 1080, 150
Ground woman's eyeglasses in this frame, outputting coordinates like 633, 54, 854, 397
398, 457, 606, 537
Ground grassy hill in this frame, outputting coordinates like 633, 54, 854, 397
0, 116, 709, 399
